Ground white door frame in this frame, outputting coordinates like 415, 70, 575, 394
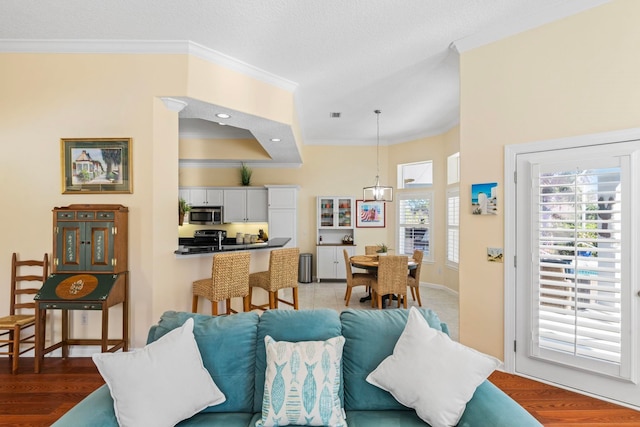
504, 127, 640, 405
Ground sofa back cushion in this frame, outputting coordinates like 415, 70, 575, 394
147, 311, 259, 413
253, 309, 342, 413
340, 308, 447, 411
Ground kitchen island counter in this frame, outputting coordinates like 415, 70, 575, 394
174, 237, 291, 256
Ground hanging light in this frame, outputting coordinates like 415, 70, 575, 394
363, 110, 393, 202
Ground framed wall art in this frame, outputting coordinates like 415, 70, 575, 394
356, 200, 386, 228
61, 138, 132, 194
471, 182, 497, 215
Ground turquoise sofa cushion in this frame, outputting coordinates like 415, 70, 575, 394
148, 311, 259, 413
340, 308, 446, 411
252, 309, 342, 413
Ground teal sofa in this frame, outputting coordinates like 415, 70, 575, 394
52, 308, 541, 426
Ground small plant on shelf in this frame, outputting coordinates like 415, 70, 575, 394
240, 162, 252, 186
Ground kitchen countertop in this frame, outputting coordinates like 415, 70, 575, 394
174, 237, 291, 256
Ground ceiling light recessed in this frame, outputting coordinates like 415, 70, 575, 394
329, 112, 341, 118
270, 138, 281, 142
216, 113, 231, 119
217, 122, 226, 126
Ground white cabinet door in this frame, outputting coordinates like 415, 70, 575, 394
269, 208, 296, 247
223, 188, 267, 222
179, 188, 191, 205
268, 187, 297, 209
189, 188, 223, 206
316, 246, 336, 281
246, 189, 268, 222
316, 246, 354, 281
223, 189, 247, 222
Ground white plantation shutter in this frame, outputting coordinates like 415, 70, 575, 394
447, 188, 459, 267
533, 158, 628, 378
397, 192, 433, 261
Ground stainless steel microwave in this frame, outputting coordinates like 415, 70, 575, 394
189, 207, 223, 225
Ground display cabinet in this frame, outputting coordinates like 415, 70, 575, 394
316, 245, 355, 281
53, 204, 128, 273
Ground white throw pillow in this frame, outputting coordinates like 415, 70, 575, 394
256, 335, 347, 427
366, 307, 500, 427
92, 318, 225, 427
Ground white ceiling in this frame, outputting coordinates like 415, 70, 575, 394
0, 0, 609, 165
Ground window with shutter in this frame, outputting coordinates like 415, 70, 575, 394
447, 188, 459, 267
535, 165, 623, 369
397, 192, 433, 261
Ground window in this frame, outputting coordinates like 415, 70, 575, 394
397, 192, 433, 261
446, 188, 459, 267
447, 152, 460, 185
397, 161, 433, 189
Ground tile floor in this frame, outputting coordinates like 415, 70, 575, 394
271, 280, 460, 341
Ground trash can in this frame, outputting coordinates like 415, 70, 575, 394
298, 253, 312, 283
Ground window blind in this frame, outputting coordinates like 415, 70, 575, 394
397, 193, 432, 259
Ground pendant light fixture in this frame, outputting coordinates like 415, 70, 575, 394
363, 109, 393, 202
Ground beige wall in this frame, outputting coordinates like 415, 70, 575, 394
458, 0, 640, 359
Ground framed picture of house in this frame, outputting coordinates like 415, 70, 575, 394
61, 138, 132, 194
356, 200, 385, 228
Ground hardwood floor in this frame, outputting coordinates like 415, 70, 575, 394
1, 358, 639, 426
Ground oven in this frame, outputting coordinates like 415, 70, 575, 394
189, 206, 223, 225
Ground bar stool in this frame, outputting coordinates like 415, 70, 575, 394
192, 252, 251, 315
249, 248, 300, 310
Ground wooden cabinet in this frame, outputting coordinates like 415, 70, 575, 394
317, 245, 355, 281
53, 204, 128, 274
183, 188, 223, 206
223, 188, 267, 222
267, 185, 298, 248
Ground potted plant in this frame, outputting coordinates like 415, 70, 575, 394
240, 162, 252, 186
178, 198, 191, 226
376, 243, 389, 255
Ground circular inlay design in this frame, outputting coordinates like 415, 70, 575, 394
55, 274, 98, 299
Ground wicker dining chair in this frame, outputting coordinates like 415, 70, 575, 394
365, 246, 379, 255
343, 249, 375, 306
0, 253, 48, 374
407, 249, 424, 306
192, 251, 251, 315
370, 255, 409, 309
249, 247, 300, 310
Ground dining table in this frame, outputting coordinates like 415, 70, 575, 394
349, 254, 417, 305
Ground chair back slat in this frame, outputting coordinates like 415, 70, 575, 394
10, 253, 48, 316
376, 255, 409, 296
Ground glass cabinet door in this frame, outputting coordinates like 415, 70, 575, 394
319, 198, 335, 227
337, 198, 352, 227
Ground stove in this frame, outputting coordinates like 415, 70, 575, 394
176, 229, 226, 254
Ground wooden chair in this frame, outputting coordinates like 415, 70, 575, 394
192, 252, 251, 315
407, 249, 424, 306
343, 249, 375, 306
0, 253, 48, 374
249, 248, 300, 310
370, 255, 408, 309
365, 246, 378, 255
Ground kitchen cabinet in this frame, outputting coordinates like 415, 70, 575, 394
316, 245, 355, 281
53, 204, 128, 273
318, 196, 354, 229
223, 188, 268, 222
267, 185, 298, 248
185, 188, 223, 206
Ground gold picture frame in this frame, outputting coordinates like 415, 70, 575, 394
61, 138, 132, 194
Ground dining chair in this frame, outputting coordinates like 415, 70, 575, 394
249, 247, 300, 310
370, 255, 409, 309
407, 249, 424, 306
0, 253, 49, 374
192, 251, 251, 315
343, 249, 375, 306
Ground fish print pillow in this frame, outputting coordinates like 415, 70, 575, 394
256, 335, 347, 427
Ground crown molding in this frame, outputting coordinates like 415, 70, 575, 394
179, 159, 302, 169
0, 39, 298, 92
451, 0, 611, 53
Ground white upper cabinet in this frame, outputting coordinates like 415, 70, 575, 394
223, 188, 268, 222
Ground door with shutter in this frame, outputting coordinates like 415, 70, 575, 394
514, 140, 640, 408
